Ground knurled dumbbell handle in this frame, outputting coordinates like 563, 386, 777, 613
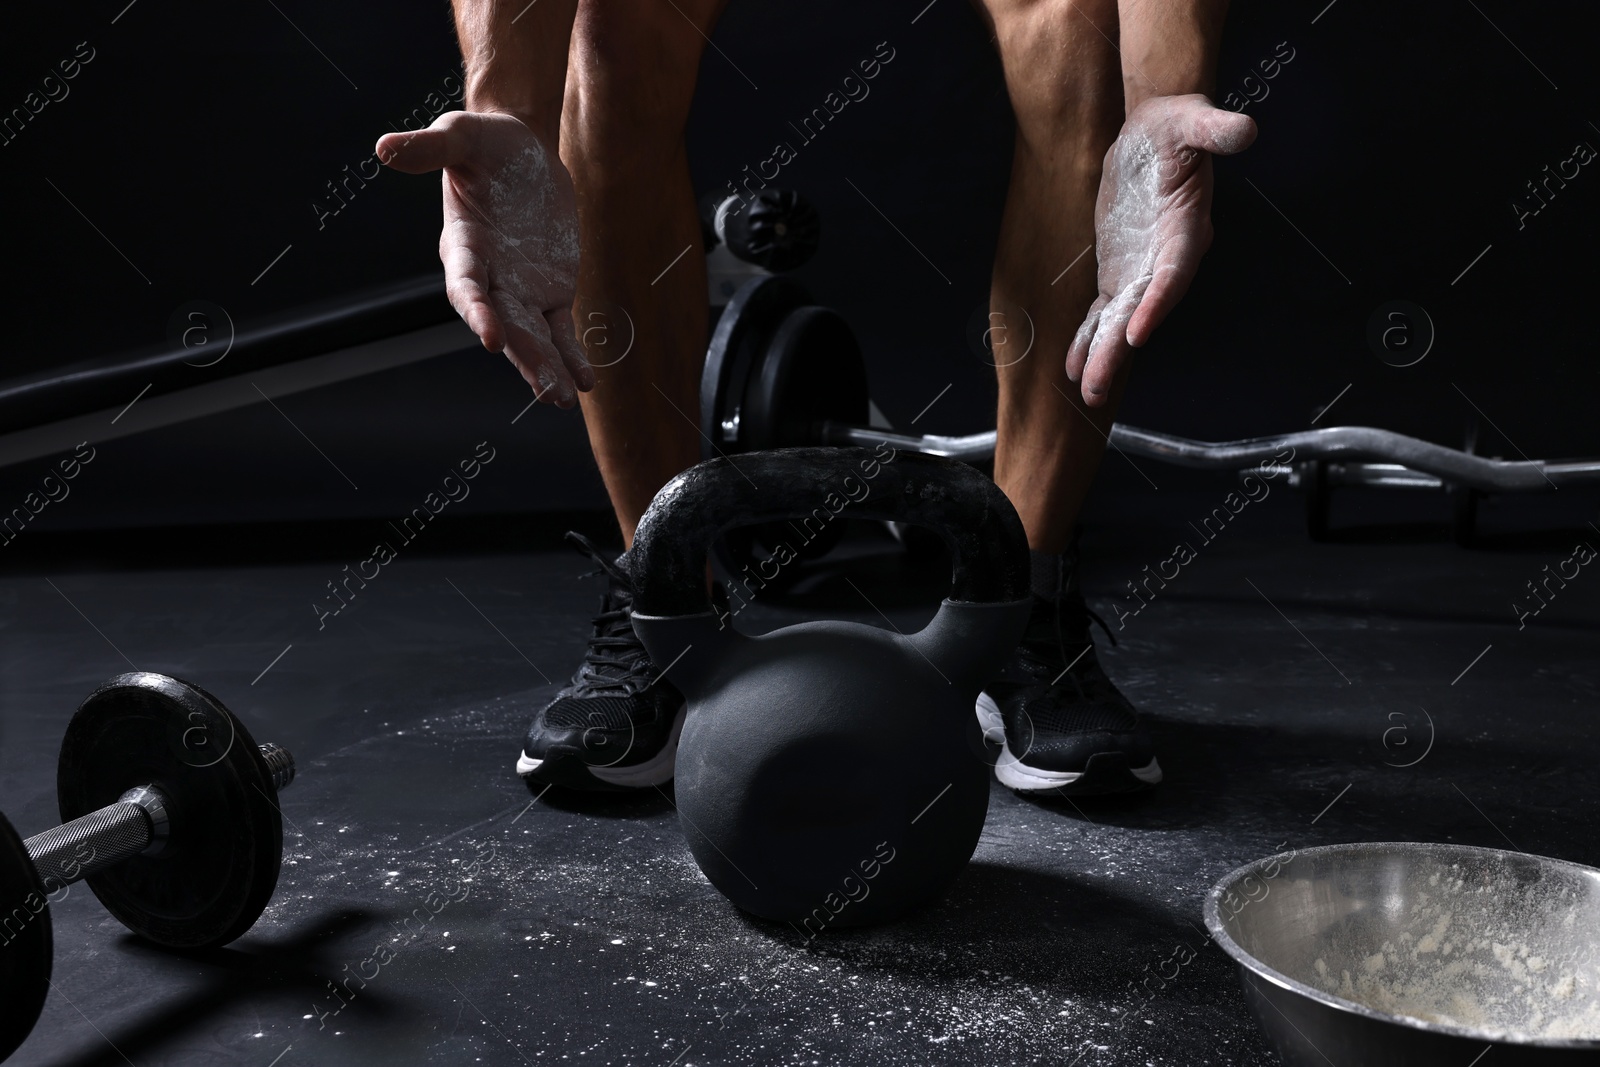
21, 742, 295, 890
26, 801, 151, 888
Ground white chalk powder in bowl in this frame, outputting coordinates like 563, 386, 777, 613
1290, 860, 1600, 1040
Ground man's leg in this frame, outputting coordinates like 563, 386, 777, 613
976, 0, 1125, 552
560, 0, 728, 546
969, 0, 1162, 796
517, 0, 725, 790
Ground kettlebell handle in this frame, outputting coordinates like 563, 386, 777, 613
630, 446, 1030, 617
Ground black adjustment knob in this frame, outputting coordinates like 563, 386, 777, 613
720, 189, 821, 272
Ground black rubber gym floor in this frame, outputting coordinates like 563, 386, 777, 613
3, 489, 1596, 1066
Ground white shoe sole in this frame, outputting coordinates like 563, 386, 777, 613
975, 692, 1163, 794
516, 704, 687, 789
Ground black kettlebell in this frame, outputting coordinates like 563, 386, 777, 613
630, 446, 1031, 928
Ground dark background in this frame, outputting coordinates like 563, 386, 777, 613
2, 0, 1597, 530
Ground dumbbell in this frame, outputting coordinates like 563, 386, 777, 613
0, 672, 295, 1062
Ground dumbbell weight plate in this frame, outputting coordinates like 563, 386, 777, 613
0, 812, 52, 1062
57, 673, 284, 949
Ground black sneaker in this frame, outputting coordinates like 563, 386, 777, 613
976, 543, 1161, 795
516, 532, 686, 791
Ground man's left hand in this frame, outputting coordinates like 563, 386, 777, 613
1067, 94, 1257, 406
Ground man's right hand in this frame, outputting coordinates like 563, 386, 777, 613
377, 111, 594, 408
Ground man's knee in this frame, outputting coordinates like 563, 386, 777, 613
564, 0, 724, 159
982, 0, 1123, 141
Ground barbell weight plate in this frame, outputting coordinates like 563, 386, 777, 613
746, 304, 869, 452
698, 279, 882, 579
701, 279, 876, 579
744, 304, 871, 564
57, 673, 284, 949
701, 275, 817, 583
0, 811, 52, 1062
699, 274, 810, 458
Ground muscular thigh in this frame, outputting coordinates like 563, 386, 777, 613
562, 0, 730, 161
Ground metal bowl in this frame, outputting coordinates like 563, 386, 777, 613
1204, 842, 1600, 1066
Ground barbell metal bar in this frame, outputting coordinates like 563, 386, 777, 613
820, 424, 996, 462
821, 422, 1600, 493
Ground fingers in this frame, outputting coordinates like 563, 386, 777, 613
1065, 296, 1107, 384
442, 239, 503, 352
545, 305, 596, 392
1081, 274, 1152, 406
1126, 226, 1210, 348
375, 111, 477, 174
1181, 104, 1258, 157
1125, 265, 1190, 350
491, 290, 579, 408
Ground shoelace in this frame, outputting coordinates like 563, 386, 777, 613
1060, 593, 1117, 649
1008, 590, 1119, 697
564, 532, 656, 696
